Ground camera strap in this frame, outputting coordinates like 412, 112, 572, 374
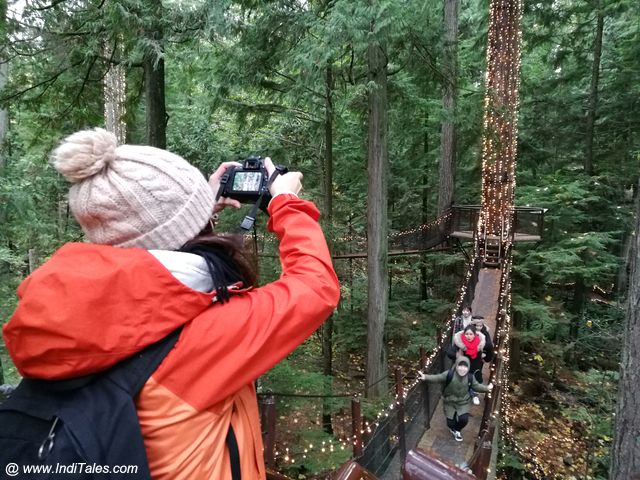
239, 166, 288, 233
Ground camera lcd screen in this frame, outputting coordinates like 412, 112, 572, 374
233, 171, 263, 192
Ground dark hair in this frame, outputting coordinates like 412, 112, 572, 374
463, 325, 476, 335
180, 230, 257, 303
462, 305, 472, 313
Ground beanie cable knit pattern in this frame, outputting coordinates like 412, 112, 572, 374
52, 128, 215, 250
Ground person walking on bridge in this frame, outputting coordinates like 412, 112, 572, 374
453, 325, 487, 384
453, 305, 474, 333
419, 356, 492, 442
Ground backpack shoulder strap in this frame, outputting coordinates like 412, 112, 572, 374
444, 368, 455, 389
105, 327, 183, 396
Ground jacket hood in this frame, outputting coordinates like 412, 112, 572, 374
454, 356, 471, 368
2, 243, 215, 380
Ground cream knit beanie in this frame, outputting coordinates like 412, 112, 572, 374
52, 128, 215, 250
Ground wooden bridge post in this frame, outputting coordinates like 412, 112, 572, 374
395, 368, 407, 469
351, 397, 363, 458
436, 327, 446, 373
419, 347, 431, 429
261, 394, 277, 468
471, 422, 496, 478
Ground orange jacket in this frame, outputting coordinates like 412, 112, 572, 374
3, 194, 340, 479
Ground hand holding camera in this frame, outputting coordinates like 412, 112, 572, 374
265, 157, 302, 199
212, 156, 301, 213
209, 161, 243, 213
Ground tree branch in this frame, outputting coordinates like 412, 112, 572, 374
0, 59, 84, 103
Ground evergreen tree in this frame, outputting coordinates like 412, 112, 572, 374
437, 0, 458, 215
610, 179, 640, 479
365, 12, 389, 399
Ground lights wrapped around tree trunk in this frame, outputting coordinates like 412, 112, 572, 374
104, 42, 126, 144
477, 0, 523, 241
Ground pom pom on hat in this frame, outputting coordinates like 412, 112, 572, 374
52, 128, 117, 183
52, 128, 215, 250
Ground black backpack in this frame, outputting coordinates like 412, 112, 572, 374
0, 329, 181, 480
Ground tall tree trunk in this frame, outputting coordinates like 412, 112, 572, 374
321, 61, 335, 434
0, 0, 8, 171
584, 7, 603, 176
0, 0, 7, 384
144, 56, 166, 148
570, 276, 585, 337
420, 114, 429, 304
437, 0, 458, 216
479, 0, 522, 237
610, 179, 640, 480
144, 0, 166, 148
365, 29, 389, 400
617, 230, 633, 295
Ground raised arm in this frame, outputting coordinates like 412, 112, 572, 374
419, 371, 449, 383
471, 378, 493, 393
154, 194, 340, 409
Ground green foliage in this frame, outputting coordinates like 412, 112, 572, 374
498, 443, 527, 477
276, 427, 351, 477
262, 357, 330, 403
558, 369, 617, 477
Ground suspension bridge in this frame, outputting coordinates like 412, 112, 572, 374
257, 202, 544, 480
259, 0, 538, 477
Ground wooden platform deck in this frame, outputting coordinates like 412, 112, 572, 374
449, 231, 541, 242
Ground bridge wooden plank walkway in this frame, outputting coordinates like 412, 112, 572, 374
416, 268, 501, 475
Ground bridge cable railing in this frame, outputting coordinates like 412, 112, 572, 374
252, 210, 455, 259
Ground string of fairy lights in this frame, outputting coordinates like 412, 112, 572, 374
497, 261, 548, 478
254, 211, 452, 254
478, 0, 553, 476
103, 42, 127, 144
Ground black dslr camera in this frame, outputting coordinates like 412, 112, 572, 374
217, 156, 287, 212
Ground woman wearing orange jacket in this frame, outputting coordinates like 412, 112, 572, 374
3, 128, 340, 479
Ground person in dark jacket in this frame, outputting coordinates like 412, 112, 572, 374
471, 316, 494, 363
419, 356, 493, 442
453, 305, 474, 334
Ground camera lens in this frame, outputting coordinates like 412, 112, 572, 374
246, 159, 258, 169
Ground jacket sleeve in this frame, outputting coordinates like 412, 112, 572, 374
155, 195, 340, 410
477, 332, 486, 353
453, 331, 465, 350
453, 316, 461, 333
422, 371, 448, 383
471, 378, 491, 393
